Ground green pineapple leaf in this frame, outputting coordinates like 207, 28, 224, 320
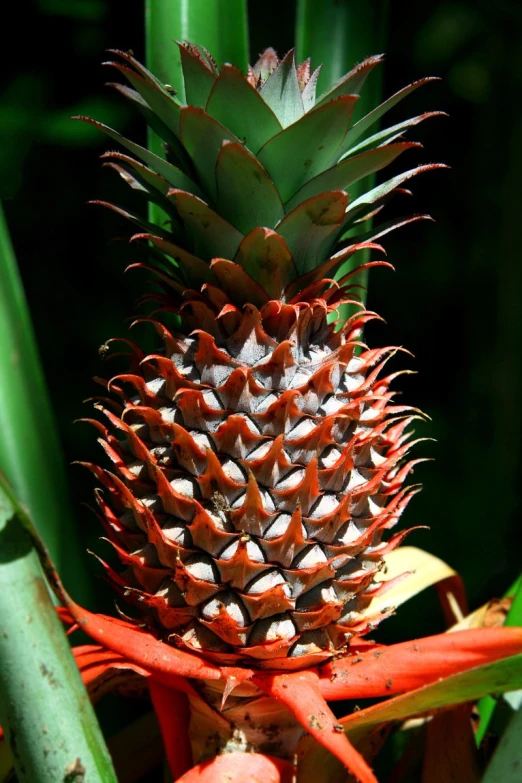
206, 64, 282, 153
259, 50, 305, 128
233, 228, 297, 296
167, 190, 243, 260
107, 47, 174, 93
179, 107, 238, 200
101, 151, 173, 197
258, 96, 358, 204
277, 191, 348, 274
342, 77, 440, 152
74, 116, 201, 195
342, 163, 448, 232
105, 61, 182, 139
215, 142, 284, 233
286, 141, 420, 210
0, 475, 117, 783
300, 65, 322, 112
314, 54, 384, 108
344, 111, 447, 158
92, 199, 172, 238
179, 42, 218, 108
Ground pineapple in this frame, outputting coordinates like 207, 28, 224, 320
79, 44, 442, 671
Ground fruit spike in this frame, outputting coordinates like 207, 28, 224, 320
79, 43, 444, 668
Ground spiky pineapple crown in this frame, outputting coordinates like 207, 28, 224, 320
78, 43, 443, 669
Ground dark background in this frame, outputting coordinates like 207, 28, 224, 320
2, 0, 521, 642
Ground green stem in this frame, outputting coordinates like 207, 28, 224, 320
0, 203, 91, 602
0, 476, 117, 783
296, 0, 388, 318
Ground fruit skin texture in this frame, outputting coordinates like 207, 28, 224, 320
80, 44, 442, 670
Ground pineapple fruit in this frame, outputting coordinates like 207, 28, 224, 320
79, 44, 442, 671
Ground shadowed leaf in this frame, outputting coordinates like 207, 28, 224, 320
74, 116, 201, 194
422, 705, 480, 783
210, 259, 269, 308
342, 164, 447, 231
180, 107, 239, 200
167, 189, 243, 260
105, 61, 182, 138
233, 227, 298, 297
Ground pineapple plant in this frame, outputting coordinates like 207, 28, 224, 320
70, 43, 448, 778
79, 44, 442, 669
2, 27, 522, 783
0, 0, 522, 783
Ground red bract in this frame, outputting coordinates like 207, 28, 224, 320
59, 594, 522, 782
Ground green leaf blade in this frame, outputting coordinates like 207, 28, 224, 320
259, 97, 357, 204
168, 190, 243, 260
286, 141, 418, 210
259, 50, 304, 128
343, 77, 440, 153
0, 204, 90, 601
0, 477, 117, 783
276, 191, 348, 274
179, 107, 238, 201
314, 54, 384, 108
216, 142, 284, 234
206, 64, 283, 154
179, 43, 217, 107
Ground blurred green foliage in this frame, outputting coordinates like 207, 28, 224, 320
1, 0, 521, 643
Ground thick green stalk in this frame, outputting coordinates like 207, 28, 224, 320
0, 476, 117, 783
296, 0, 388, 315
145, 0, 248, 224
0, 204, 90, 601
